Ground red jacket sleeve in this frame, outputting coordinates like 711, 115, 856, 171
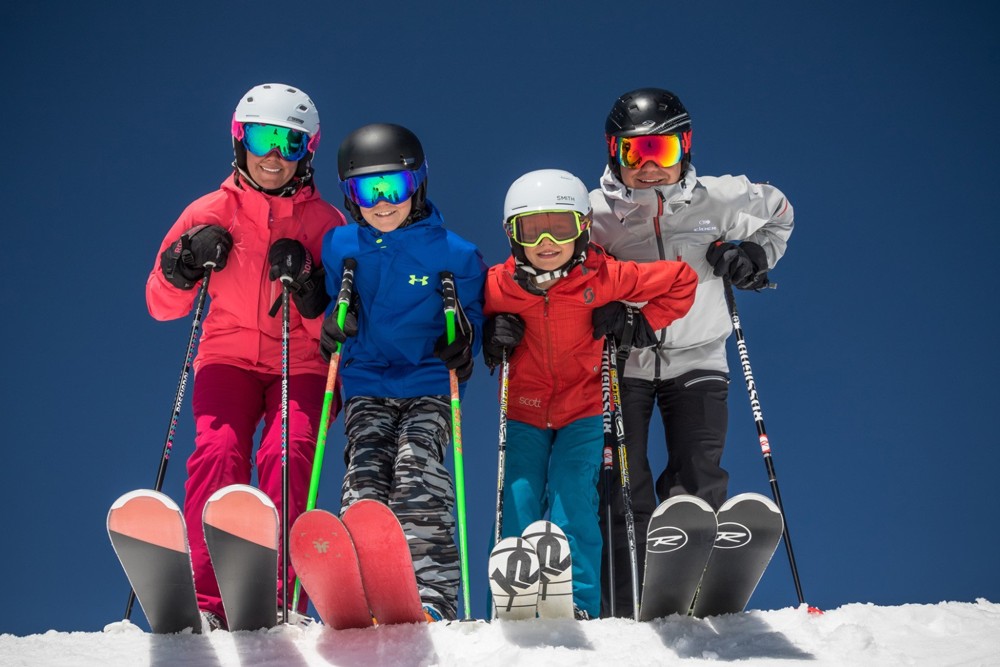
604, 257, 698, 330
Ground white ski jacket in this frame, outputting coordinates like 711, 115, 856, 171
589, 164, 793, 380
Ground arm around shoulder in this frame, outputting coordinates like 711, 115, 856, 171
629, 259, 698, 330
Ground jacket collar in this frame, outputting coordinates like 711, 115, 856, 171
599, 164, 698, 219
358, 199, 444, 238
222, 174, 320, 221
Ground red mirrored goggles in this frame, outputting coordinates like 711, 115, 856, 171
609, 131, 691, 169
506, 210, 590, 247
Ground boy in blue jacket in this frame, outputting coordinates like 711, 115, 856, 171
318, 123, 487, 621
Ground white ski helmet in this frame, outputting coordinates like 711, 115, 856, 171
503, 168, 591, 225
502, 169, 592, 272
232, 83, 320, 140
231, 83, 320, 196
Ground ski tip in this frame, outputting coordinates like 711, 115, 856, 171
109, 489, 178, 512
521, 520, 567, 541
718, 492, 781, 514
807, 605, 825, 615
205, 483, 274, 506
651, 494, 715, 517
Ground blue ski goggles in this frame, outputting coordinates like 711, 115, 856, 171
340, 162, 428, 208
239, 123, 313, 161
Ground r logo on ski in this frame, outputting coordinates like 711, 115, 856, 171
313, 539, 329, 553
647, 526, 688, 553
714, 522, 752, 549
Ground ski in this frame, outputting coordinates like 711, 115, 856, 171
342, 499, 425, 625
489, 536, 540, 620
202, 484, 278, 631
107, 490, 203, 634
289, 509, 372, 629
522, 520, 573, 619
692, 492, 784, 617
638, 494, 718, 621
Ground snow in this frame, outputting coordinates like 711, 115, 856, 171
1, 600, 997, 666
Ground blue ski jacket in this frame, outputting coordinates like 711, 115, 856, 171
321, 201, 487, 400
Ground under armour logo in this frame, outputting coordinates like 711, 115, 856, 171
409, 275, 429, 286
313, 539, 329, 553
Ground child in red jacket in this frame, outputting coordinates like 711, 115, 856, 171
482, 169, 697, 618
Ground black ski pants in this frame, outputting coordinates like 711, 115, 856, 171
598, 369, 730, 618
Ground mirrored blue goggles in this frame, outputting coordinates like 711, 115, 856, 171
241, 123, 311, 161
340, 163, 428, 208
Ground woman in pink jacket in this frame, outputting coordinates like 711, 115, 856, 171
146, 83, 346, 629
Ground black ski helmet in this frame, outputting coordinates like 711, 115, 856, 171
604, 87, 692, 180
337, 123, 429, 224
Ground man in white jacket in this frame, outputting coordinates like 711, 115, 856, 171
589, 87, 794, 618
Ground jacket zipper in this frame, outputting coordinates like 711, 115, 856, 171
653, 191, 666, 379
543, 293, 555, 428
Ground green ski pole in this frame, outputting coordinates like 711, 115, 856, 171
440, 271, 472, 620
291, 257, 356, 611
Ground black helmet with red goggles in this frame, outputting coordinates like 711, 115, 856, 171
604, 87, 693, 180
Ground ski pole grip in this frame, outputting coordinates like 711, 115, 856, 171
440, 271, 457, 344
325, 258, 357, 355
337, 258, 358, 313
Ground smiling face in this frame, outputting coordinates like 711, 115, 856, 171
619, 160, 683, 189
246, 150, 298, 190
522, 236, 576, 273
359, 197, 413, 232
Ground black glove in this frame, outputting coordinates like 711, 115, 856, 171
483, 314, 525, 369
160, 224, 233, 289
319, 307, 358, 362
591, 302, 659, 348
706, 239, 769, 290
434, 302, 474, 383
268, 239, 330, 318
268, 239, 313, 288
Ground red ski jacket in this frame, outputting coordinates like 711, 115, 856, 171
484, 245, 697, 430
146, 176, 346, 376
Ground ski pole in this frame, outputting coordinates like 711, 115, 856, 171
124, 261, 215, 621
291, 257, 356, 610
493, 350, 509, 546
600, 345, 616, 618
490, 350, 510, 621
279, 277, 292, 625
440, 271, 472, 620
723, 278, 811, 610
605, 336, 640, 621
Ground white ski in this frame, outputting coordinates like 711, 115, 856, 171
522, 520, 574, 619
488, 537, 539, 620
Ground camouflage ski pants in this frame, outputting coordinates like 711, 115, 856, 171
340, 395, 459, 620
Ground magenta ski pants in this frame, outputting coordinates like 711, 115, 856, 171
183, 363, 332, 619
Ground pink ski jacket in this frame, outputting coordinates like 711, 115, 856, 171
146, 176, 347, 376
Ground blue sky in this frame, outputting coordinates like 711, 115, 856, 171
2, 1, 997, 635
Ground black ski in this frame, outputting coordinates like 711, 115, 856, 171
202, 484, 279, 631
692, 492, 784, 617
108, 490, 203, 634
638, 495, 717, 621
